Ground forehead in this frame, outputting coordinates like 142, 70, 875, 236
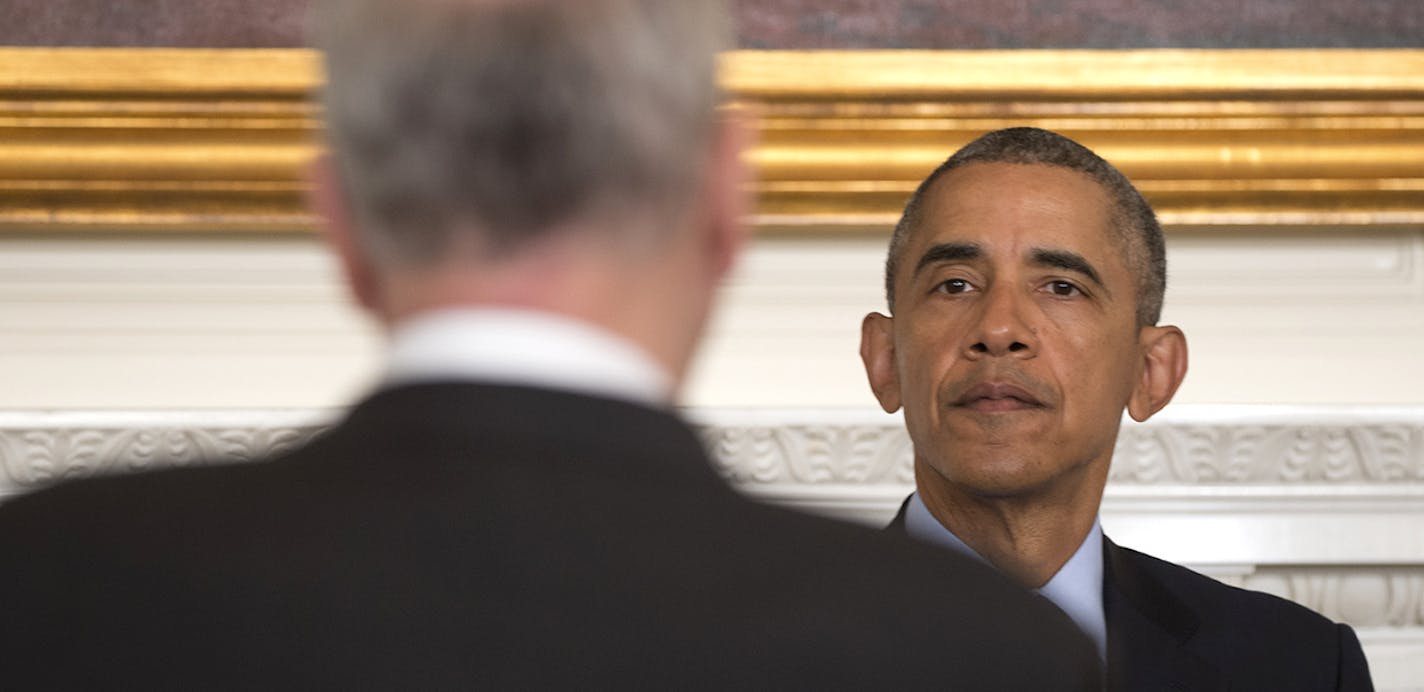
902, 161, 1132, 271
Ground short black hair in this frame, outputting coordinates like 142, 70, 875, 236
885, 127, 1166, 326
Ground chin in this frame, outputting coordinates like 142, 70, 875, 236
956, 477, 1051, 500
944, 457, 1057, 498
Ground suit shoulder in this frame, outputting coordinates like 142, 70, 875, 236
1114, 543, 1374, 688
1115, 544, 1342, 630
706, 500, 1103, 688
0, 432, 331, 546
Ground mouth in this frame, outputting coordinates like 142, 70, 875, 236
951, 381, 1047, 413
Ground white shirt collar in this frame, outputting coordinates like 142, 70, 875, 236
384, 308, 673, 407
904, 492, 1106, 660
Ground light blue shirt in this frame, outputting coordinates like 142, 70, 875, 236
904, 492, 1107, 660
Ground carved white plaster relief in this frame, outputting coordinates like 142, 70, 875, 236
0, 412, 331, 496
6, 407, 1424, 492
1109, 423, 1423, 484
1244, 568, 1424, 628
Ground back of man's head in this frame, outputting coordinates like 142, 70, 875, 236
313, 0, 731, 267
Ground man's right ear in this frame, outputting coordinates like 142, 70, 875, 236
702, 108, 753, 280
308, 155, 381, 314
860, 312, 903, 414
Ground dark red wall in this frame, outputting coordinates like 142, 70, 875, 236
735, 0, 1424, 49
0, 0, 1418, 49
1, 0, 308, 48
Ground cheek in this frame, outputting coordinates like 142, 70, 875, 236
1056, 330, 1141, 411
896, 333, 957, 401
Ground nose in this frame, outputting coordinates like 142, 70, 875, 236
964, 285, 1038, 359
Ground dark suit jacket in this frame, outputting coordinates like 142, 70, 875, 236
0, 384, 1100, 691
890, 497, 1375, 691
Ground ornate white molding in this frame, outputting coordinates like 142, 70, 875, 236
696, 406, 1424, 487
5, 405, 1424, 492
1111, 419, 1424, 485
4, 406, 1424, 562
5, 405, 1423, 562
698, 418, 914, 487
691, 407, 1424, 567
0, 410, 332, 495
1238, 567, 1424, 629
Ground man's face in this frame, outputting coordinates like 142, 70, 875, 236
863, 162, 1150, 499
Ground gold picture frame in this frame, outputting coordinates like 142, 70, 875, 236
1, 48, 1421, 234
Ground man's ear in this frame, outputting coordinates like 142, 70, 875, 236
860, 312, 903, 413
308, 154, 381, 314
702, 107, 753, 280
1127, 325, 1188, 422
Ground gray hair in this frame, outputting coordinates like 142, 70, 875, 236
312, 0, 730, 266
885, 127, 1166, 326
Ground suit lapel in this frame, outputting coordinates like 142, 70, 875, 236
1103, 537, 1224, 692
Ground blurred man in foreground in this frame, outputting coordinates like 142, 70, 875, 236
0, 3, 1100, 689
862, 126, 1373, 690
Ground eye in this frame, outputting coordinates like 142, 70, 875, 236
935, 278, 976, 295
1045, 280, 1082, 297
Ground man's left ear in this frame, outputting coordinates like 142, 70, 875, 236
1127, 325, 1188, 422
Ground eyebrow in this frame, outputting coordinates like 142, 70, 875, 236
1030, 248, 1107, 291
912, 242, 982, 278
912, 242, 1109, 294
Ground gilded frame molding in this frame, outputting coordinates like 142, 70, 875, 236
1, 48, 1421, 234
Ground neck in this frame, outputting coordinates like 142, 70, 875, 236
915, 458, 1107, 589
372, 229, 715, 400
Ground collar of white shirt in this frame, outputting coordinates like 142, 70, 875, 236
904, 492, 1106, 660
383, 308, 674, 407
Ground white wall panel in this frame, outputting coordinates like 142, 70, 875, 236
2, 228, 1423, 409
0, 235, 381, 408
691, 228, 1424, 407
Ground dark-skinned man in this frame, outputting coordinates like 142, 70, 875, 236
862, 127, 1373, 691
